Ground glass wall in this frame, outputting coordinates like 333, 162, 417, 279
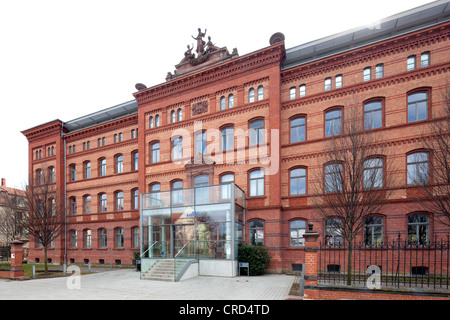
140, 183, 245, 261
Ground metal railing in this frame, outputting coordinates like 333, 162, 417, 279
318, 234, 450, 291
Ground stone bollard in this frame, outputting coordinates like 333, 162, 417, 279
9, 237, 25, 279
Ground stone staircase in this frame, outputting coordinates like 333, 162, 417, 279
141, 259, 193, 282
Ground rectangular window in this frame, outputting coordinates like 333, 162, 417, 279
222, 127, 234, 151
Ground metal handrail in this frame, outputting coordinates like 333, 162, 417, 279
174, 240, 191, 258
140, 241, 158, 258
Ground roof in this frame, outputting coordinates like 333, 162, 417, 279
63, 100, 138, 133
283, 0, 450, 69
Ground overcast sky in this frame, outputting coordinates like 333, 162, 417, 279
0, 0, 437, 189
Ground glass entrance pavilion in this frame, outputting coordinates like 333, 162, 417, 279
140, 183, 245, 280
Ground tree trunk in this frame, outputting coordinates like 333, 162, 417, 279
43, 245, 48, 273
347, 242, 352, 286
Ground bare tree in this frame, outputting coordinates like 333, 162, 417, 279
23, 165, 65, 273
0, 189, 27, 247
415, 85, 450, 227
311, 104, 395, 285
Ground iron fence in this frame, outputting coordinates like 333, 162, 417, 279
318, 234, 450, 291
0, 246, 10, 261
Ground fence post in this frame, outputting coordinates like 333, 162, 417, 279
9, 237, 24, 279
302, 223, 320, 299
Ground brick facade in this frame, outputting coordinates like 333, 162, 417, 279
22, 3, 450, 270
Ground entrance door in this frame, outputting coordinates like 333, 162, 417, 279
172, 224, 195, 258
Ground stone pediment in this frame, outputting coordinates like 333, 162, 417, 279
185, 155, 215, 168
166, 28, 238, 81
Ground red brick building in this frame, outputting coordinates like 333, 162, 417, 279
22, 2, 450, 273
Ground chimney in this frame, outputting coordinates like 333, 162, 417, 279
1, 178, 5, 187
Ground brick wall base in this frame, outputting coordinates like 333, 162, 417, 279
304, 285, 450, 300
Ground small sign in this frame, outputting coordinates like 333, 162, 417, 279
11, 253, 15, 259
238, 262, 249, 277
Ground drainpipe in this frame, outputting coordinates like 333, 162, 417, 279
62, 133, 67, 268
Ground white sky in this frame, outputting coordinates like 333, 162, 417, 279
0, 0, 437, 189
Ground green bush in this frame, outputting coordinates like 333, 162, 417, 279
237, 243, 271, 276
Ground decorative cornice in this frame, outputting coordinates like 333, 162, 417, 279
282, 62, 450, 111
281, 22, 450, 84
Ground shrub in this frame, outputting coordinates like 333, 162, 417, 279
237, 243, 271, 276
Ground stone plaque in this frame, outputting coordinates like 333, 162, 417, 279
192, 101, 208, 116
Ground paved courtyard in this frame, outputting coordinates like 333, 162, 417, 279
0, 269, 296, 300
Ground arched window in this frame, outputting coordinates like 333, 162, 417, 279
220, 96, 226, 110
257, 85, 264, 100
155, 115, 160, 127
249, 169, 264, 197
99, 228, 107, 248
151, 142, 160, 163
325, 109, 342, 137
171, 110, 176, 123
228, 94, 234, 108
325, 218, 342, 246
249, 119, 264, 146
83, 195, 91, 214
324, 163, 343, 193
115, 191, 124, 211
171, 180, 183, 204
249, 220, 264, 245
407, 152, 429, 185
115, 154, 123, 174
220, 173, 234, 199
115, 228, 124, 248
290, 168, 306, 195
132, 189, 139, 210
149, 116, 154, 128
177, 108, 182, 121
99, 193, 107, 212
407, 91, 428, 122
364, 216, 383, 246
290, 116, 305, 143
364, 100, 383, 130
84, 229, 92, 248
407, 213, 429, 246
172, 136, 183, 160
290, 220, 306, 247
363, 158, 384, 189
249, 88, 255, 103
